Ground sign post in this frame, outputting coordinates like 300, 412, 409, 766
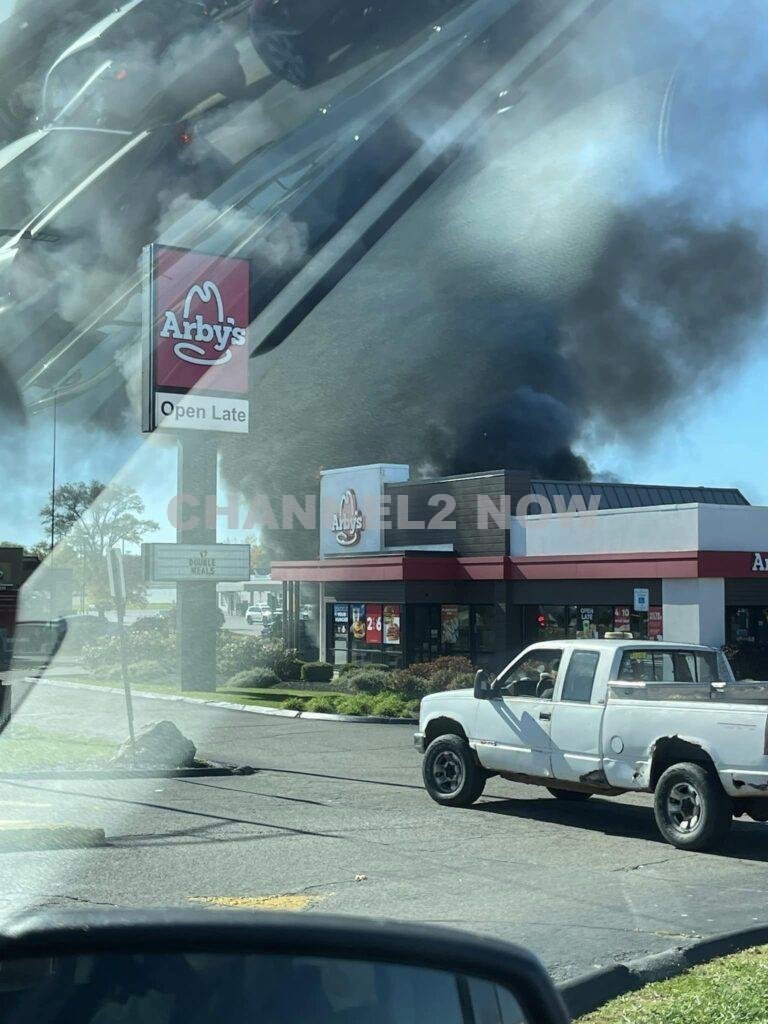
107, 547, 136, 765
141, 244, 251, 692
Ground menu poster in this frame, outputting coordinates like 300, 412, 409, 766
614, 606, 631, 631
366, 604, 382, 644
334, 604, 349, 639
648, 606, 663, 640
383, 604, 401, 645
350, 603, 366, 642
441, 605, 460, 645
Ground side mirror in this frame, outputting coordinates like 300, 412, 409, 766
0, 909, 571, 1024
474, 668, 494, 700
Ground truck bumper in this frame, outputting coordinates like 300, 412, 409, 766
413, 732, 425, 754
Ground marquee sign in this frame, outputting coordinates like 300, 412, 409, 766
142, 543, 251, 583
142, 244, 251, 433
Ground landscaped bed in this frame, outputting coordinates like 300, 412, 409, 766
578, 945, 768, 1024
73, 626, 478, 719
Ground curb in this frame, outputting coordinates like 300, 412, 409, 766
35, 679, 417, 725
0, 822, 106, 852
560, 923, 768, 1018
0, 763, 257, 782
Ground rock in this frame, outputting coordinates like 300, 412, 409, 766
110, 720, 196, 768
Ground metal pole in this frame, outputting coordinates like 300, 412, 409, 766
50, 388, 57, 554
118, 601, 137, 767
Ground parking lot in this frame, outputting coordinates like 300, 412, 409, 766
3, 681, 768, 983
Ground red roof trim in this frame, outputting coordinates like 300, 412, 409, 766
271, 549, 768, 582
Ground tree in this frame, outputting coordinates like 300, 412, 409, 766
39, 481, 159, 614
242, 534, 272, 575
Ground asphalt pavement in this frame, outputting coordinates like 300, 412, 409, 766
2, 680, 768, 982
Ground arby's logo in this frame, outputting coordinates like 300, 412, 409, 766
153, 246, 250, 394
160, 279, 247, 366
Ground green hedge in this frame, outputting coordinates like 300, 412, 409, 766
300, 661, 334, 683
280, 692, 416, 719
346, 669, 391, 694
226, 667, 281, 689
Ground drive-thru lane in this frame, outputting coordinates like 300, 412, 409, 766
2, 681, 768, 982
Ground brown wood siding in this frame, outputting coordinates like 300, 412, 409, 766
384, 471, 516, 556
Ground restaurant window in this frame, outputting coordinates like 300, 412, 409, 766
727, 606, 754, 642
535, 605, 566, 640
330, 601, 403, 668
472, 605, 496, 654
441, 604, 470, 653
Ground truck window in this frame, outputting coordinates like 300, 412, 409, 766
500, 650, 562, 699
561, 650, 600, 703
618, 649, 721, 683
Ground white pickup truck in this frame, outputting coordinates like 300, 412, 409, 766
415, 639, 768, 850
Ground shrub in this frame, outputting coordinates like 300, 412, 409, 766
280, 696, 306, 711
382, 670, 427, 700
226, 667, 280, 689
337, 661, 389, 676
370, 692, 410, 718
406, 656, 476, 694
405, 699, 421, 718
216, 632, 265, 679
346, 669, 391, 695
304, 695, 339, 714
334, 694, 374, 716
300, 661, 334, 683
274, 652, 303, 682
408, 656, 474, 680
81, 629, 177, 675
130, 614, 172, 634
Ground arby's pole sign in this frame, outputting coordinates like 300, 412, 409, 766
142, 244, 251, 433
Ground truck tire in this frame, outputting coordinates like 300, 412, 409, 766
653, 762, 732, 851
422, 734, 486, 808
547, 788, 592, 801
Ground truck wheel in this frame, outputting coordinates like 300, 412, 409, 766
654, 762, 732, 851
422, 735, 486, 808
547, 788, 592, 801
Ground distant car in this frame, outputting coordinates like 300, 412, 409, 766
0, 120, 231, 381
40, 0, 247, 133
245, 605, 261, 625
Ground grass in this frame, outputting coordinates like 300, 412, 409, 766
579, 945, 768, 1024
65, 675, 344, 710
0, 724, 118, 771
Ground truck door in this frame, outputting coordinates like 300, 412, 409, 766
473, 648, 561, 779
549, 649, 605, 784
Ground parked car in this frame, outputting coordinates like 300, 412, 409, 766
245, 604, 261, 624
247, 0, 457, 87
40, 0, 247, 133
0, 119, 231, 381
416, 638, 768, 851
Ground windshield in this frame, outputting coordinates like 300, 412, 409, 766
3, 0, 768, 1000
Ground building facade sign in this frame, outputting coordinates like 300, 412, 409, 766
319, 464, 409, 557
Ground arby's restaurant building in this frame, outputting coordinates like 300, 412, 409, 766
271, 463, 768, 671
